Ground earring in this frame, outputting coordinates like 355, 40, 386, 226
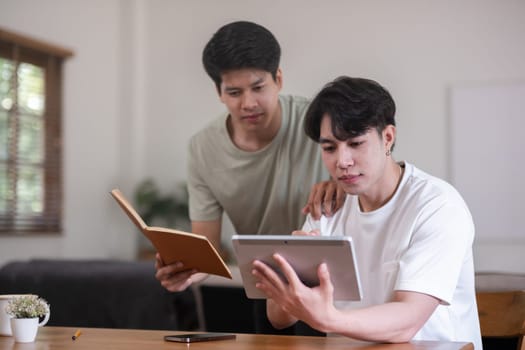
386, 149, 391, 156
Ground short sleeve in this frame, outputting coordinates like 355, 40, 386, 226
187, 138, 223, 221
395, 199, 474, 305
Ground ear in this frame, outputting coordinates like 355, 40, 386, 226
275, 68, 283, 90
383, 125, 396, 150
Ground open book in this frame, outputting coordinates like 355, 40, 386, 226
110, 189, 232, 279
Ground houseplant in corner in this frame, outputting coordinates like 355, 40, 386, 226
5, 295, 50, 343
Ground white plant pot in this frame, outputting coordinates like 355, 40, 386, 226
10, 312, 50, 343
0, 294, 32, 336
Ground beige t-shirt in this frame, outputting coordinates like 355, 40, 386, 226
187, 94, 328, 235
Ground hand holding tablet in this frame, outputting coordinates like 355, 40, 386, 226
231, 235, 362, 300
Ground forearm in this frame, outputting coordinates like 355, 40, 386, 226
324, 293, 439, 343
266, 299, 298, 329
192, 220, 222, 249
325, 303, 417, 342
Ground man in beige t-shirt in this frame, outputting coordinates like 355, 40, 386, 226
155, 21, 343, 334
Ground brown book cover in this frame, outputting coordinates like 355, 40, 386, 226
110, 189, 232, 279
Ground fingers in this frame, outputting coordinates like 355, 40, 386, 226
303, 181, 342, 220
154, 252, 164, 270
303, 181, 327, 219
301, 183, 318, 216
155, 261, 197, 292
309, 229, 320, 236
309, 188, 324, 220
160, 271, 195, 292
252, 260, 284, 298
321, 184, 336, 217
292, 230, 320, 236
252, 254, 304, 299
301, 203, 309, 215
271, 254, 302, 288
317, 263, 334, 297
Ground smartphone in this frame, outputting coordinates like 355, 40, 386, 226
164, 333, 236, 343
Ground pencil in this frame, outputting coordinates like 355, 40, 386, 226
72, 329, 82, 340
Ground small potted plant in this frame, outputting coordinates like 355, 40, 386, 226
5, 295, 50, 343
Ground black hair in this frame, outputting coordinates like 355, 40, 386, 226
304, 76, 396, 145
202, 21, 281, 92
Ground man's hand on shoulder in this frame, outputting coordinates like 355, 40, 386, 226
302, 180, 345, 220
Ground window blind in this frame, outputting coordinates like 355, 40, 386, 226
0, 27, 72, 234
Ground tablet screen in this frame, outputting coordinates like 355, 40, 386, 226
231, 235, 362, 301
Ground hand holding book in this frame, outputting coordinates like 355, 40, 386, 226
110, 189, 232, 279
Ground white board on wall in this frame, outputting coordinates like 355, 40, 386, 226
449, 82, 525, 243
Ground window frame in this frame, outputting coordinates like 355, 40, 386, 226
0, 27, 73, 235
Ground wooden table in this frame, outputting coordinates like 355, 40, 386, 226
0, 326, 473, 350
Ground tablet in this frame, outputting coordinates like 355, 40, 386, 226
231, 235, 362, 301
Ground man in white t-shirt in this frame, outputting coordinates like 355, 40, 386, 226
252, 76, 482, 348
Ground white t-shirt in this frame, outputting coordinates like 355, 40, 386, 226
303, 162, 482, 349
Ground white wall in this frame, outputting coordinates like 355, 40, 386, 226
0, 0, 524, 273
0, 0, 140, 264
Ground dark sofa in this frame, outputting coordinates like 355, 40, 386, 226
0, 259, 199, 331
